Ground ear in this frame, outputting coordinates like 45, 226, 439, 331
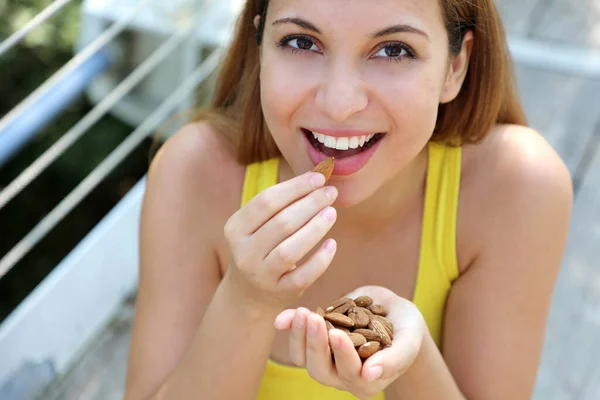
440, 30, 474, 104
254, 15, 261, 30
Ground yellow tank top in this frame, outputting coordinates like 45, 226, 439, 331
240, 142, 462, 400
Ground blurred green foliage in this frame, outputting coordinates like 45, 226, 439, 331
0, 0, 152, 321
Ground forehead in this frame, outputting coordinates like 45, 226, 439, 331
268, 0, 443, 31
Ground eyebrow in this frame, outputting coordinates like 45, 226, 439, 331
272, 18, 322, 33
272, 17, 429, 41
372, 24, 430, 41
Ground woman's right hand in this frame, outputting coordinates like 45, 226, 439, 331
223, 170, 338, 309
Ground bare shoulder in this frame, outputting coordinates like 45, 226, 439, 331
125, 121, 246, 400
144, 120, 246, 235
457, 124, 574, 270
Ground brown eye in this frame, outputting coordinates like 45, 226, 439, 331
295, 37, 314, 50
384, 44, 404, 57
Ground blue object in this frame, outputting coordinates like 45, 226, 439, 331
0, 48, 113, 168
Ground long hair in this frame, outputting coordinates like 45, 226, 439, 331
194, 0, 527, 164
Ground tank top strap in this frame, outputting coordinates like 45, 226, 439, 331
240, 158, 280, 207
420, 141, 461, 283
412, 141, 461, 348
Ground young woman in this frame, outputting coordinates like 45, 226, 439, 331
123, 0, 573, 399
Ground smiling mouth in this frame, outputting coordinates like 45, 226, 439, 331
302, 128, 385, 158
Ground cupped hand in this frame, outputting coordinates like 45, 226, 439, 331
274, 286, 427, 400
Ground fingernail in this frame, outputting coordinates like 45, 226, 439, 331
321, 207, 337, 223
367, 366, 383, 382
310, 173, 326, 188
308, 318, 318, 337
324, 239, 336, 253
325, 186, 338, 200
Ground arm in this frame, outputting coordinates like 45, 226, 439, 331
124, 123, 339, 400
124, 125, 276, 400
385, 128, 573, 399
271, 128, 572, 400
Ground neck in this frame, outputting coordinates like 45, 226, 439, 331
335, 147, 429, 233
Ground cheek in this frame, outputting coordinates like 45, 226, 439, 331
260, 52, 316, 130
373, 68, 443, 136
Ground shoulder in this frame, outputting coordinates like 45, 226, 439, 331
143, 121, 246, 236
457, 124, 573, 270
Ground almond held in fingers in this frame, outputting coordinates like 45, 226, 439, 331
315, 306, 325, 317
311, 157, 335, 183
358, 341, 380, 359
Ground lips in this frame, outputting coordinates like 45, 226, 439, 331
302, 128, 386, 176
303, 129, 384, 159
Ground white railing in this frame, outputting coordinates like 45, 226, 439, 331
0, 0, 236, 393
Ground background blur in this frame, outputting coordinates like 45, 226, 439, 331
0, 0, 599, 399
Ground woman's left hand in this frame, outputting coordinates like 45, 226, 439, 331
274, 286, 428, 400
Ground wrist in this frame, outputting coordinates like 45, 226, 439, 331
220, 269, 284, 321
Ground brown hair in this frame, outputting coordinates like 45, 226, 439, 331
193, 0, 527, 164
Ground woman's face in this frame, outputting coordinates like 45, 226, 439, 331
258, 0, 460, 207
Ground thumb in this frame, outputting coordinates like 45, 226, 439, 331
360, 326, 424, 381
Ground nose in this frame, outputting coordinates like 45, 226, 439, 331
315, 60, 368, 122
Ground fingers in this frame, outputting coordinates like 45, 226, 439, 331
278, 239, 337, 292
305, 313, 337, 385
254, 185, 338, 256
289, 308, 311, 367
360, 326, 423, 381
265, 203, 337, 275
274, 309, 296, 330
225, 172, 327, 239
329, 329, 363, 383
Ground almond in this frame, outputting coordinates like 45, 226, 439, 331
325, 297, 353, 313
351, 307, 370, 328
372, 315, 394, 338
354, 296, 374, 307
332, 324, 351, 334
358, 341, 380, 359
324, 312, 354, 328
361, 307, 373, 316
325, 320, 335, 332
353, 328, 382, 342
311, 157, 335, 183
347, 332, 367, 347
315, 306, 325, 317
330, 300, 356, 315
347, 308, 358, 325
368, 319, 392, 347
368, 304, 388, 317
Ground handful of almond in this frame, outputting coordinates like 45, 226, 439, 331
315, 295, 394, 362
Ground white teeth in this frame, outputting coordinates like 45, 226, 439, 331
335, 137, 349, 150
324, 136, 337, 148
310, 130, 378, 150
